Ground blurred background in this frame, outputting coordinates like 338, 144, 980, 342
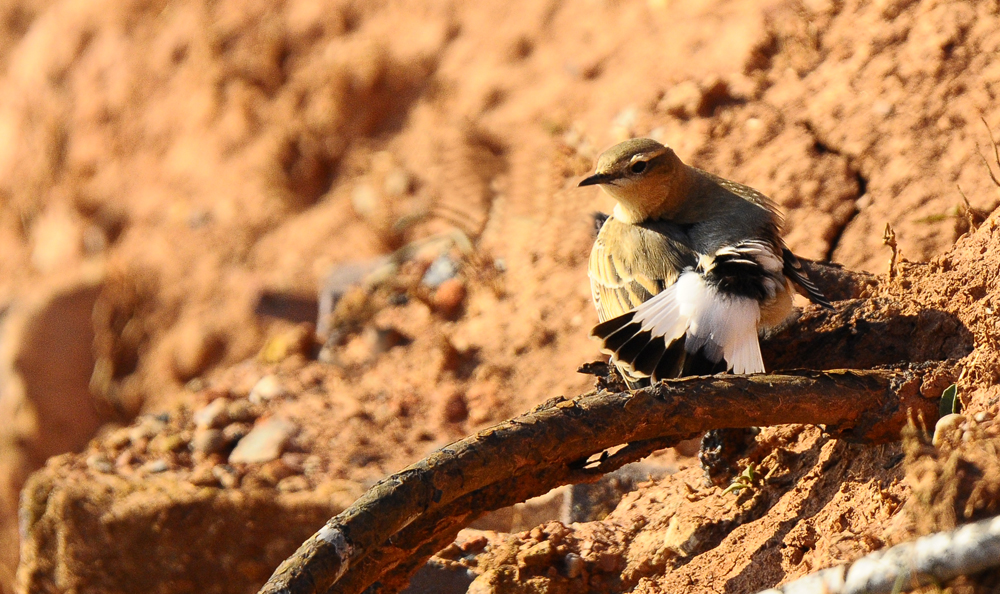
1, 0, 999, 592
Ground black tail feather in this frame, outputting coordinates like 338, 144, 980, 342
630, 337, 667, 377
591, 311, 635, 341
593, 310, 726, 386
682, 345, 727, 376
616, 328, 656, 367
652, 337, 688, 382
600, 322, 643, 355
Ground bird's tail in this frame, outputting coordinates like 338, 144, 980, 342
591, 271, 763, 382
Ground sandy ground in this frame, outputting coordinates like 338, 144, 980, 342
1, 0, 1000, 592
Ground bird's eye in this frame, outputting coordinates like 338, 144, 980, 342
630, 160, 647, 174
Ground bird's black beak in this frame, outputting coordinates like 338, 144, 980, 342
578, 173, 614, 187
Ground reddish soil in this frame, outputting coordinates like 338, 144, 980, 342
1, 0, 999, 593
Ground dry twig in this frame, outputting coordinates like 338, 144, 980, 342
884, 223, 899, 278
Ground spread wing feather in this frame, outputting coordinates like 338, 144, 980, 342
591, 233, 787, 384
589, 217, 698, 386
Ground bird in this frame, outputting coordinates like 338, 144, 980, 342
580, 137, 831, 389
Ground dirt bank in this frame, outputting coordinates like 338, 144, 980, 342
2, 0, 1000, 592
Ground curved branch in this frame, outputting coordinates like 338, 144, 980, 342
337, 435, 678, 594
258, 365, 952, 594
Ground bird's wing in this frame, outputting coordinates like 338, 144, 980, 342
589, 217, 696, 323
592, 238, 787, 380
781, 248, 833, 308
589, 217, 702, 381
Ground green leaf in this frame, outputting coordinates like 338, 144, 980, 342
939, 384, 960, 417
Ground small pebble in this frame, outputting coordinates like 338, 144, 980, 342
194, 398, 230, 429
383, 168, 411, 196
259, 459, 297, 485
443, 391, 469, 424
213, 465, 239, 489
974, 411, 988, 423
105, 428, 132, 450
149, 433, 186, 454
303, 455, 324, 475
351, 183, 380, 219
259, 325, 313, 363
363, 326, 408, 357
433, 278, 466, 317
872, 100, 893, 116
142, 459, 170, 474
129, 416, 167, 442
228, 417, 297, 464
223, 422, 253, 444
249, 375, 286, 404
932, 413, 965, 447
421, 254, 459, 288
86, 454, 114, 474
116, 450, 135, 469
185, 377, 208, 392
460, 535, 489, 553
518, 540, 555, 567
281, 452, 306, 472
276, 475, 310, 493
227, 399, 258, 423
565, 553, 584, 578
189, 466, 219, 487
191, 428, 228, 455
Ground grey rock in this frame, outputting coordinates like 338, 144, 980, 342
248, 375, 286, 404
228, 417, 297, 464
565, 553, 584, 578
421, 254, 459, 289
193, 398, 229, 429
142, 459, 169, 474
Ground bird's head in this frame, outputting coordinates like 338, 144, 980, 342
579, 138, 688, 223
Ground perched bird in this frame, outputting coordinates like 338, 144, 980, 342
581, 138, 830, 389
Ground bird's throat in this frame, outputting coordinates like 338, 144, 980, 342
612, 202, 650, 225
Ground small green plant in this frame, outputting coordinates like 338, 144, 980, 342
722, 462, 757, 496
939, 383, 960, 417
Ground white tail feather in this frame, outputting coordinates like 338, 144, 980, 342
632, 271, 764, 374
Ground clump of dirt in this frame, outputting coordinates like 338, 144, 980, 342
3, 0, 1000, 592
